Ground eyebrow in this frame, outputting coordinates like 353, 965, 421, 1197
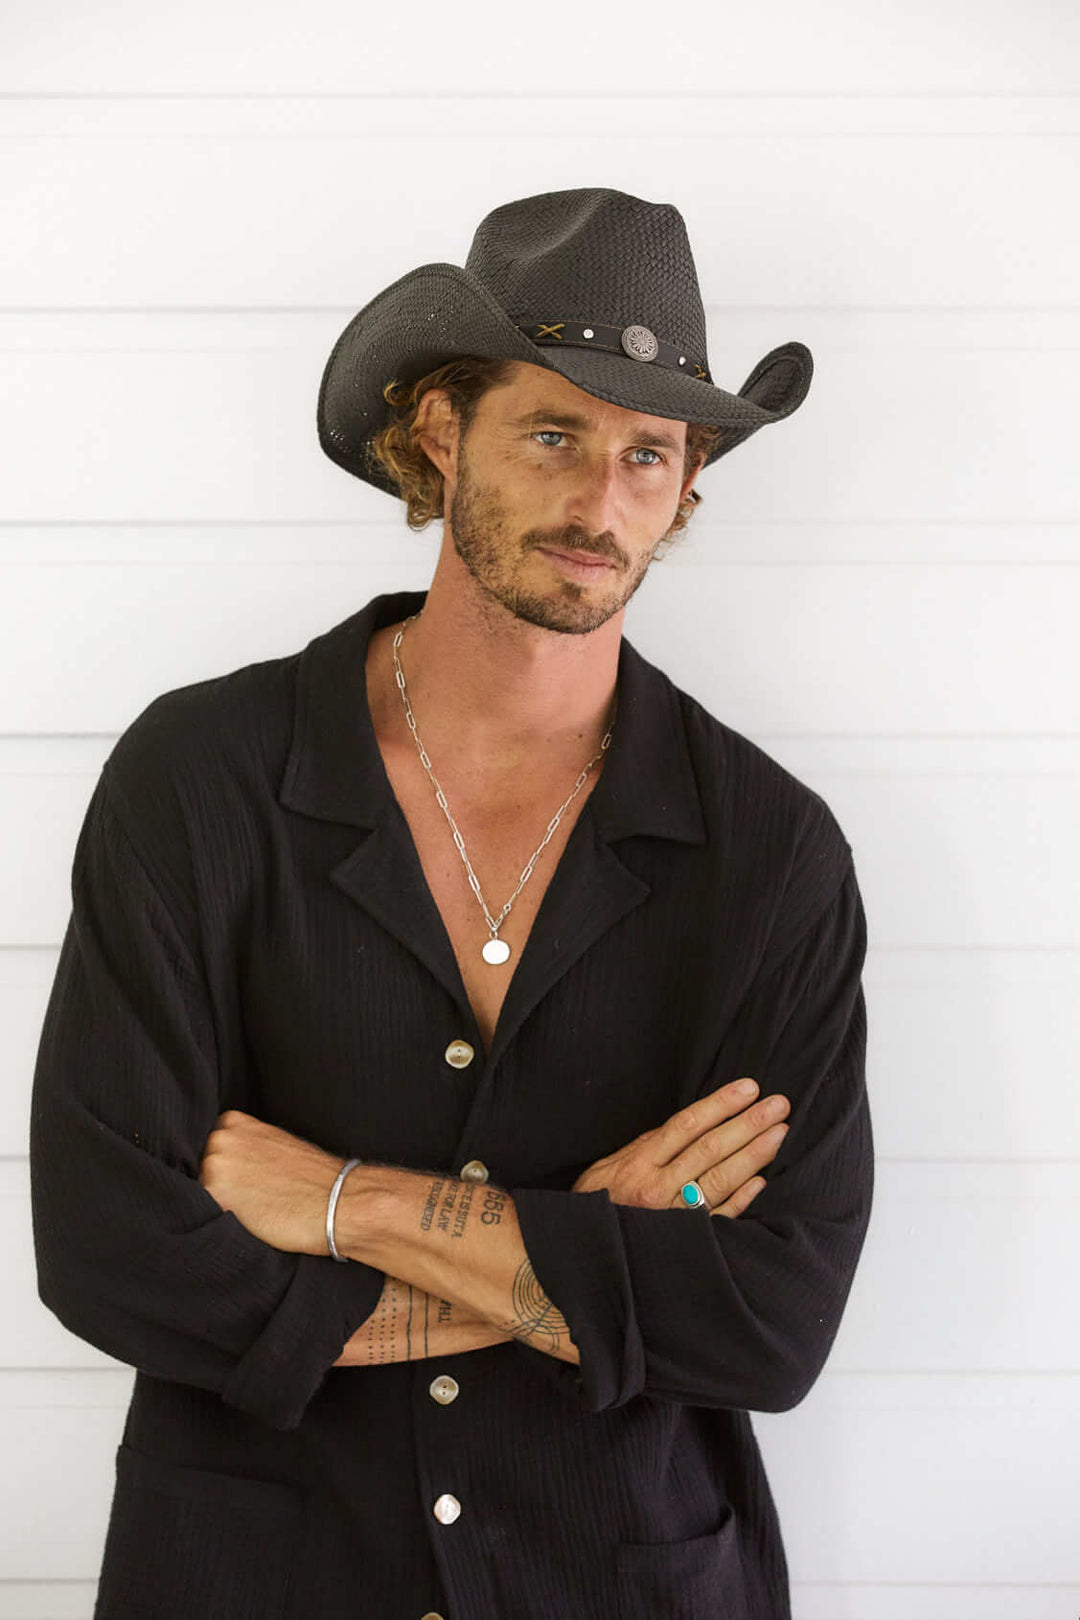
509, 408, 683, 455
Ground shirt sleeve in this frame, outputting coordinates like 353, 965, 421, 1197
509, 853, 873, 1415
29, 771, 386, 1432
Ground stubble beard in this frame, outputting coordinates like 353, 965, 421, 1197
447, 440, 663, 637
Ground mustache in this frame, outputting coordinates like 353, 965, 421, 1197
531, 530, 625, 566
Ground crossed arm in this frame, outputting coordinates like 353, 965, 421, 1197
35, 769, 867, 1426
196, 1118, 578, 1367
332, 1271, 515, 1368
196, 1076, 784, 1372
331, 1170, 571, 1366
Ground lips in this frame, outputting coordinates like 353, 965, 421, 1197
540, 547, 614, 570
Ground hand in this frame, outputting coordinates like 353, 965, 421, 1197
198, 1109, 349, 1256
571, 1077, 789, 1218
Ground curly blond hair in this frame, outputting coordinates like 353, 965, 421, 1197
365, 355, 726, 556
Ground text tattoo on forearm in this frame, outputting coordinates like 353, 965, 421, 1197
415, 1177, 570, 1353
418, 1177, 501, 1239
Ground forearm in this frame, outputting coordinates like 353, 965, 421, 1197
332, 1274, 513, 1366
336, 1166, 581, 1367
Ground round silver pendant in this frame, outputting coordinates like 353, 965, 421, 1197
482, 938, 511, 965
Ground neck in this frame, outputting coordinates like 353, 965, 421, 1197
379, 551, 622, 774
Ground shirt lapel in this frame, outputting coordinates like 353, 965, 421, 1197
277, 588, 707, 1060
277, 589, 469, 1010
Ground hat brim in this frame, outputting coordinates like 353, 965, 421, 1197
317, 261, 813, 498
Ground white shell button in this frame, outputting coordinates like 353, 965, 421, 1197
433, 1493, 461, 1524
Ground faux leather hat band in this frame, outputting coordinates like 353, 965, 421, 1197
517, 318, 711, 383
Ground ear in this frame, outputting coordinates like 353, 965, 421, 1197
678, 453, 705, 506
415, 389, 461, 481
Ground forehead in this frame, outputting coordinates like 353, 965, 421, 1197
488, 360, 687, 445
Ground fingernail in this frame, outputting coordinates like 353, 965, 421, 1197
734, 1078, 758, 1095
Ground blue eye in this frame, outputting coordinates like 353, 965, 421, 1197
532, 432, 664, 465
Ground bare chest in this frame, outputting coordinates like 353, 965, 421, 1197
378, 743, 602, 1056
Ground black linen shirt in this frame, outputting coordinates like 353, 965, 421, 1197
30, 587, 874, 1620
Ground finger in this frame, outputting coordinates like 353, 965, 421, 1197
709, 1176, 767, 1220
667, 1092, 791, 1188
650, 1078, 762, 1164
676, 1121, 789, 1212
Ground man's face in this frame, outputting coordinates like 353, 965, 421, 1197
434, 361, 702, 636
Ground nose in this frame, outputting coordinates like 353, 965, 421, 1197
565, 455, 622, 544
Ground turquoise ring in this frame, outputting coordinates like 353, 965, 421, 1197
680, 1179, 708, 1209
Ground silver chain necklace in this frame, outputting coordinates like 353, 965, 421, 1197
391, 613, 615, 966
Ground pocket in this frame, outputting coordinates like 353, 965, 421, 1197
615, 1508, 748, 1620
93, 1442, 301, 1620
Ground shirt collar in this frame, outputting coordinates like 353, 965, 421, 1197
278, 588, 706, 847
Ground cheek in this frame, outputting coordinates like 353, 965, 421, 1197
631, 475, 683, 525
518, 456, 562, 493
624, 462, 680, 499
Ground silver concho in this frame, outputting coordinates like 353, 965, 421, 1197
620, 325, 659, 362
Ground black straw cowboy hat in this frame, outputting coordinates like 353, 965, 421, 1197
317, 187, 813, 499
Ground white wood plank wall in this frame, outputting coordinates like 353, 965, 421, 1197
2, 3, 1079, 1615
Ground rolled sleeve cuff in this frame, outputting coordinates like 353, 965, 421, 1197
220, 1233, 386, 1430
511, 1186, 645, 1412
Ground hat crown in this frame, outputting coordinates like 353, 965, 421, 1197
464, 188, 709, 369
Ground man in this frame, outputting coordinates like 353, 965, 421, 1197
30, 188, 873, 1619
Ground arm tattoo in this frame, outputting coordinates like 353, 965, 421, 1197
495, 1259, 571, 1353
417, 1175, 492, 1239
419, 1178, 444, 1232
413, 1176, 569, 1353
360, 1276, 457, 1364
405, 1276, 413, 1363
364, 1275, 411, 1365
